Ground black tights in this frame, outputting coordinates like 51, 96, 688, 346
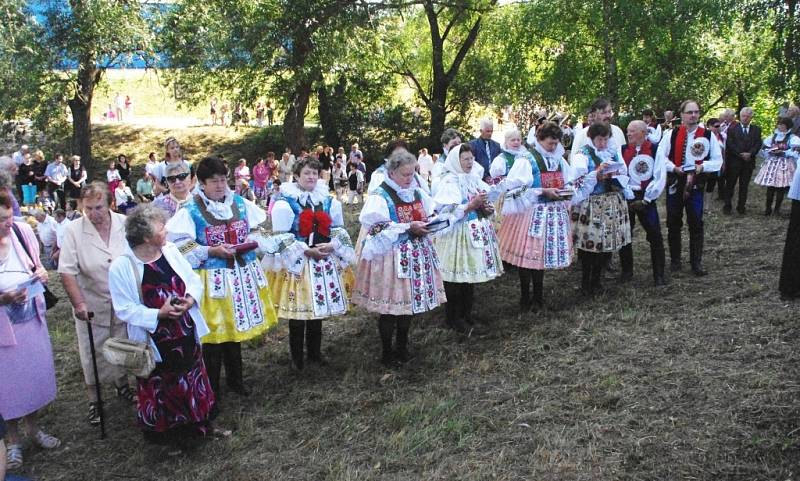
518, 268, 544, 309
579, 250, 611, 294
288, 318, 323, 369
766, 187, 788, 214
443, 282, 475, 324
378, 315, 411, 361
202, 341, 244, 395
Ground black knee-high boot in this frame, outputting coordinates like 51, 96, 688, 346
378, 315, 395, 365
766, 187, 776, 215
775, 188, 787, 214
289, 319, 306, 371
518, 268, 532, 312
203, 343, 223, 396
395, 316, 412, 363
531, 269, 544, 310
223, 342, 249, 396
306, 318, 326, 365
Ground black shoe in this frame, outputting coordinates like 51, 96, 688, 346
307, 355, 329, 366
654, 276, 667, 286
737, 206, 746, 214
722, 205, 732, 215
670, 261, 682, 272
619, 271, 633, 283
381, 353, 399, 368
765, 208, 772, 216
449, 317, 471, 334
395, 348, 413, 364
529, 300, 544, 314
691, 266, 708, 276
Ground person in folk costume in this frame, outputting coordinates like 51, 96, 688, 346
754, 117, 799, 216
619, 120, 668, 286
779, 159, 800, 299
571, 123, 634, 295
433, 143, 503, 332
355, 141, 430, 259
642, 109, 663, 144
260, 157, 356, 371
352, 150, 446, 367
488, 128, 531, 232
655, 100, 723, 276
165, 157, 278, 397
495, 122, 579, 314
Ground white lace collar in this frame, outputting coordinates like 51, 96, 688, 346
384, 177, 417, 203
197, 187, 234, 219
280, 179, 329, 206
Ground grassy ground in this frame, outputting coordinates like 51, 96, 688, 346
10, 177, 800, 480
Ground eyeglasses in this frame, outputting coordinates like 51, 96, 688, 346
683, 110, 700, 115
166, 173, 190, 183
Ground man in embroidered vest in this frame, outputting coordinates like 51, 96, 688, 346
723, 107, 762, 214
655, 100, 723, 276
619, 121, 667, 285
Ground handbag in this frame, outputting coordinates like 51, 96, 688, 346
102, 256, 156, 378
11, 223, 59, 310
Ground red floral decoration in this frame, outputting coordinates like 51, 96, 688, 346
298, 208, 333, 238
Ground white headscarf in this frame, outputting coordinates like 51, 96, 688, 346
443, 144, 484, 195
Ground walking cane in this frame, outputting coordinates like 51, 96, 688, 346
85, 312, 106, 439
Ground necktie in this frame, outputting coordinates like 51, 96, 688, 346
485, 140, 491, 161
744, 126, 749, 135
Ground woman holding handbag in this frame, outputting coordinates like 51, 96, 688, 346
0, 190, 60, 470
108, 204, 217, 446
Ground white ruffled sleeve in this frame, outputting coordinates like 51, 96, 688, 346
788, 136, 800, 160
165, 207, 209, 268
433, 176, 468, 223
260, 199, 308, 274
489, 154, 508, 179
244, 197, 268, 228
499, 156, 538, 214
328, 199, 355, 266
644, 152, 667, 203
358, 194, 410, 261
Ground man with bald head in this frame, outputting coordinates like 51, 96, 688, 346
469, 118, 501, 180
619, 120, 666, 285
723, 107, 761, 214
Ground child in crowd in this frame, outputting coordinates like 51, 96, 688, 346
234, 158, 251, 194
35, 190, 55, 214
268, 179, 282, 214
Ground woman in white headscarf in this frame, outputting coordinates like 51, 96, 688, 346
433, 143, 503, 332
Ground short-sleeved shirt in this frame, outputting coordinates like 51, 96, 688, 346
57, 212, 128, 327
44, 162, 69, 184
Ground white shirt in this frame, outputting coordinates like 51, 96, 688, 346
569, 124, 626, 164
12, 150, 25, 166
655, 127, 723, 175
646, 124, 663, 144
37, 215, 58, 247
55, 218, 70, 248
115, 186, 134, 207
418, 154, 434, 181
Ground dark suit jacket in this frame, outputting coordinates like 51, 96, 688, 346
725, 123, 762, 165
469, 137, 502, 177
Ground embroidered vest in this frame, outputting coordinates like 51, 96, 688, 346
500, 152, 516, 174
280, 194, 333, 241
669, 127, 711, 167
378, 182, 427, 223
529, 149, 565, 203
581, 145, 617, 195
622, 141, 656, 190
186, 194, 254, 269
769, 133, 794, 153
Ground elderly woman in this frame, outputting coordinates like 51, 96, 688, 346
352, 150, 446, 367
261, 157, 355, 370
0, 191, 59, 470
166, 157, 277, 397
58, 182, 135, 425
434, 144, 503, 331
108, 205, 216, 445
152, 163, 193, 218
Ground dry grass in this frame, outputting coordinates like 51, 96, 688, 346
12, 179, 800, 480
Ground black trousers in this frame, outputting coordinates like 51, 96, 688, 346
443, 282, 474, 323
724, 159, 754, 210
202, 341, 244, 395
705, 171, 726, 196
620, 198, 665, 280
46, 182, 66, 210
780, 200, 800, 298
666, 183, 704, 269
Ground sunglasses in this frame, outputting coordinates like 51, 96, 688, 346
166, 172, 190, 183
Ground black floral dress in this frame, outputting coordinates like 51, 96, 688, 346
137, 255, 215, 439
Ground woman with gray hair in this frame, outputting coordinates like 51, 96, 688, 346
352, 149, 446, 367
108, 204, 217, 446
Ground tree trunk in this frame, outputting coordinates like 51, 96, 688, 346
68, 57, 100, 175
283, 78, 313, 154
317, 75, 344, 149
428, 88, 447, 152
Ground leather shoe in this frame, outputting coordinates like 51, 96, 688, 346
691, 266, 708, 277
619, 271, 633, 283
654, 276, 667, 286
670, 261, 682, 272
722, 205, 732, 215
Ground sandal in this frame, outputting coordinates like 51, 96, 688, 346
34, 430, 61, 449
88, 402, 102, 426
116, 385, 137, 404
6, 443, 23, 470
